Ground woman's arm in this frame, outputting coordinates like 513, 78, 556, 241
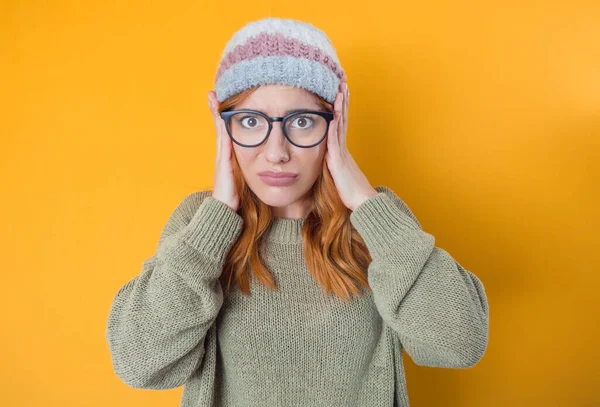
349, 185, 489, 368
105, 190, 243, 389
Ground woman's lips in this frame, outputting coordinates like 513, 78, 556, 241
258, 174, 299, 187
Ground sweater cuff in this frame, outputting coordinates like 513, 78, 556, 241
350, 192, 428, 259
181, 196, 243, 258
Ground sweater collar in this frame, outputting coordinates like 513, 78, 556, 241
264, 216, 306, 244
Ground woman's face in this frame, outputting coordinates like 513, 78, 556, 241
231, 84, 328, 219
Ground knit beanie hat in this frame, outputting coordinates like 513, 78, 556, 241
214, 17, 346, 105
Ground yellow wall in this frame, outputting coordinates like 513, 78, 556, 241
2, 1, 598, 405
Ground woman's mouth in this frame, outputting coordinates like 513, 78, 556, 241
258, 174, 300, 187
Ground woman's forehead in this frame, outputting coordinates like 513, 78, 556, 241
235, 85, 319, 111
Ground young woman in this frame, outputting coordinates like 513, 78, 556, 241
106, 17, 489, 407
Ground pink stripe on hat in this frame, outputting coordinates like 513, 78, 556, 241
215, 32, 346, 83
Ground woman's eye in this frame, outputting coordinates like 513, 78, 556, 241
240, 115, 263, 129
291, 116, 314, 129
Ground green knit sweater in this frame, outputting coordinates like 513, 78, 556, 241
106, 185, 489, 406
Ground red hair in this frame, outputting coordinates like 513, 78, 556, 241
217, 86, 372, 302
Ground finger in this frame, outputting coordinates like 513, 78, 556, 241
328, 92, 342, 152
209, 94, 231, 165
326, 112, 336, 153
208, 93, 223, 161
209, 92, 224, 130
216, 118, 223, 163
343, 83, 349, 140
216, 108, 229, 156
335, 90, 344, 145
208, 95, 216, 125
338, 82, 347, 146
220, 118, 231, 160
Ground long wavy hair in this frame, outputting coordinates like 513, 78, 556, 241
217, 86, 372, 302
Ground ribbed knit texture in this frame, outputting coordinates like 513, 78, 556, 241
214, 17, 346, 104
105, 185, 489, 406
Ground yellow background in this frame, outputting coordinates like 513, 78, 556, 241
2, 1, 599, 406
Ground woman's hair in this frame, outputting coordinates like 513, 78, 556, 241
217, 86, 372, 302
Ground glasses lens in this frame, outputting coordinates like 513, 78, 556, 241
285, 113, 328, 146
228, 112, 269, 146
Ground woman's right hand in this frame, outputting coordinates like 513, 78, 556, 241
207, 91, 240, 213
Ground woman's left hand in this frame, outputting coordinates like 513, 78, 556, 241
325, 81, 378, 211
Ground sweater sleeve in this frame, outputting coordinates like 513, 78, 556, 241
105, 190, 243, 389
349, 185, 489, 369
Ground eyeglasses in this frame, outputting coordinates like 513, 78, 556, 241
220, 109, 334, 148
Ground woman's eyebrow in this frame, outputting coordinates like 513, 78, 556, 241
282, 107, 323, 114
238, 107, 324, 115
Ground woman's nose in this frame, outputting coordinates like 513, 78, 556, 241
265, 122, 289, 146
263, 123, 291, 160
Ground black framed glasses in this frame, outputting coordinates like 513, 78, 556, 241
220, 109, 334, 148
